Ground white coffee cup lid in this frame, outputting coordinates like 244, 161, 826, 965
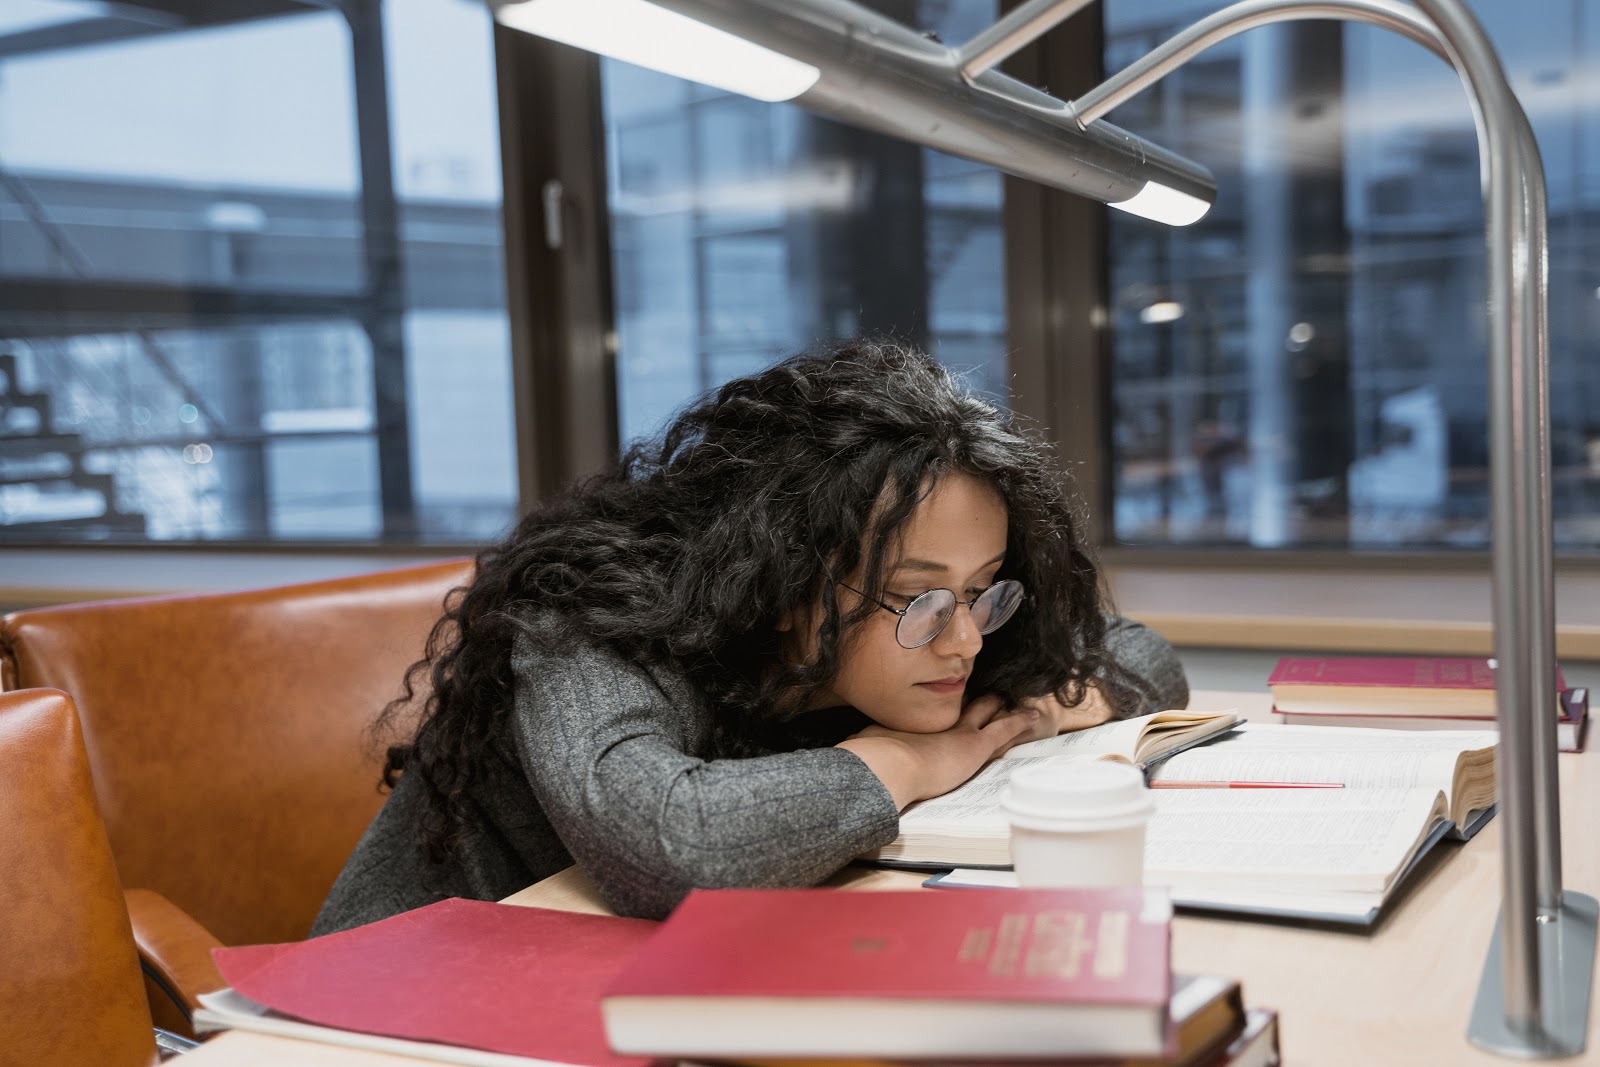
1002, 759, 1154, 832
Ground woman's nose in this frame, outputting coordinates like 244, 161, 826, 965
931, 600, 983, 657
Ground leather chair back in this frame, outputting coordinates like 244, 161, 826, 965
0, 559, 472, 948
0, 688, 157, 1067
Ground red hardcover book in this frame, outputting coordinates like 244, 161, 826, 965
1267, 656, 1566, 718
1276, 686, 1588, 752
603, 888, 1172, 1060
209, 898, 660, 1067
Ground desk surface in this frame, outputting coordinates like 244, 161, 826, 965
179, 690, 1600, 1067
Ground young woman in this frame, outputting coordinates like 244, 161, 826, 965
312, 341, 1187, 932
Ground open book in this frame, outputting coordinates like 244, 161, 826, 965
860, 708, 1240, 868
871, 720, 1497, 925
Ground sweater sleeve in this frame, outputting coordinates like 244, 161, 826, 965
1101, 614, 1190, 719
507, 631, 900, 919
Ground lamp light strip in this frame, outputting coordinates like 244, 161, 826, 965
494, 0, 821, 103
1108, 181, 1212, 226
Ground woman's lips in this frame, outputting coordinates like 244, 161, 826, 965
916, 676, 968, 694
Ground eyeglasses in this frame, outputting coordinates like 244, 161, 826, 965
837, 578, 1025, 649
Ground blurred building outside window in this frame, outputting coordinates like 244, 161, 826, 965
16, 0, 1593, 563
601, 0, 1010, 448
0, 0, 518, 545
1104, 0, 1600, 553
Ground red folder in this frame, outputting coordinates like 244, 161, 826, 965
212, 898, 660, 1067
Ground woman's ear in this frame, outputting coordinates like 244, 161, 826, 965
776, 599, 821, 665
776, 580, 821, 634
776, 601, 811, 633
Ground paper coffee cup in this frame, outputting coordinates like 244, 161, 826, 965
1002, 759, 1154, 888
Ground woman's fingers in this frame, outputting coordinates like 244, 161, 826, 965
959, 692, 1007, 725
984, 706, 1041, 743
986, 706, 1049, 750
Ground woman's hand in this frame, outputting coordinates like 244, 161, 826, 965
1007, 686, 1117, 745
836, 695, 1040, 810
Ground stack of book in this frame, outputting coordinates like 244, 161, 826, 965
603, 888, 1278, 1067
1267, 655, 1588, 751
195, 891, 1279, 1067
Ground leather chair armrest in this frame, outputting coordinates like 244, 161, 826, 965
124, 888, 226, 1025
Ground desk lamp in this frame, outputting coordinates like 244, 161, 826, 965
492, 0, 1595, 1055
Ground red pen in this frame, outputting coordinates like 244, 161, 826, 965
1148, 780, 1345, 789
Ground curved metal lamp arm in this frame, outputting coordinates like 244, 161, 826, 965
1070, 0, 1590, 1056
1073, 0, 1447, 123
955, 0, 1098, 80
636, 0, 1218, 220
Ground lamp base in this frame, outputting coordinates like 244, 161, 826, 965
1468, 891, 1599, 1058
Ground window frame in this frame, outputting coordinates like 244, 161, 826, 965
1023, 7, 1600, 572
0, 5, 588, 565
18, 1, 1600, 654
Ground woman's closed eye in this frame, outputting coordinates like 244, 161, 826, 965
887, 585, 993, 603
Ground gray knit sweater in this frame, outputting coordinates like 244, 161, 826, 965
310, 616, 1187, 934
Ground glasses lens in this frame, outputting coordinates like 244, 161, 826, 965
971, 580, 1024, 635
897, 588, 956, 648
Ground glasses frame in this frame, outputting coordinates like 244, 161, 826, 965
836, 578, 1025, 649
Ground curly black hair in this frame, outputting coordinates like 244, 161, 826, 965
379, 339, 1129, 867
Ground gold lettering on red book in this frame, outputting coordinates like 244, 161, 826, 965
1020, 911, 1089, 978
988, 913, 1027, 976
958, 926, 993, 962
1092, 910, 1130, 979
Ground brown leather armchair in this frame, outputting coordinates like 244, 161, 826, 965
0, 558, 472, 1037
0, 688, 160, 1067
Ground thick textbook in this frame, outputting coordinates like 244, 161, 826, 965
196, 898, 661, 1067
885, 722, 1496, 924
862, 709, 1239, 868
719, 972, 1247, 1067
602, 887, 1173, 1060
1267, 655, 1565, 718
1277, 685, 1588, 753
1208, 1010, 1278, 1067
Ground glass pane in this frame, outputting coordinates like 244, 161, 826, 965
601, 0, 1009, 447
0, 0, 517, 544
1103, 1, 1600, 552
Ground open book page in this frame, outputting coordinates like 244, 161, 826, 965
1145, 785, 1447, 895
897, 714, 1181, 832
872, 754, 1034, 864
998, 707, 1241, 766
1148, 723, 1496, 825
1000, 714, 1153, 761
881, 713, 1238, 834
927, 786, 1451, 920
871, 710, 1242, 866
870, 745, 1122, 865
928, 866, 1414, 923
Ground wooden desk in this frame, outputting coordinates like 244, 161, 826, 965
178, 690, 1600, 1067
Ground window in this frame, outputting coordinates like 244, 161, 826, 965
0, 0, 517, 545
600, 0, 1009, 447
1102, 0, 1600, 553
